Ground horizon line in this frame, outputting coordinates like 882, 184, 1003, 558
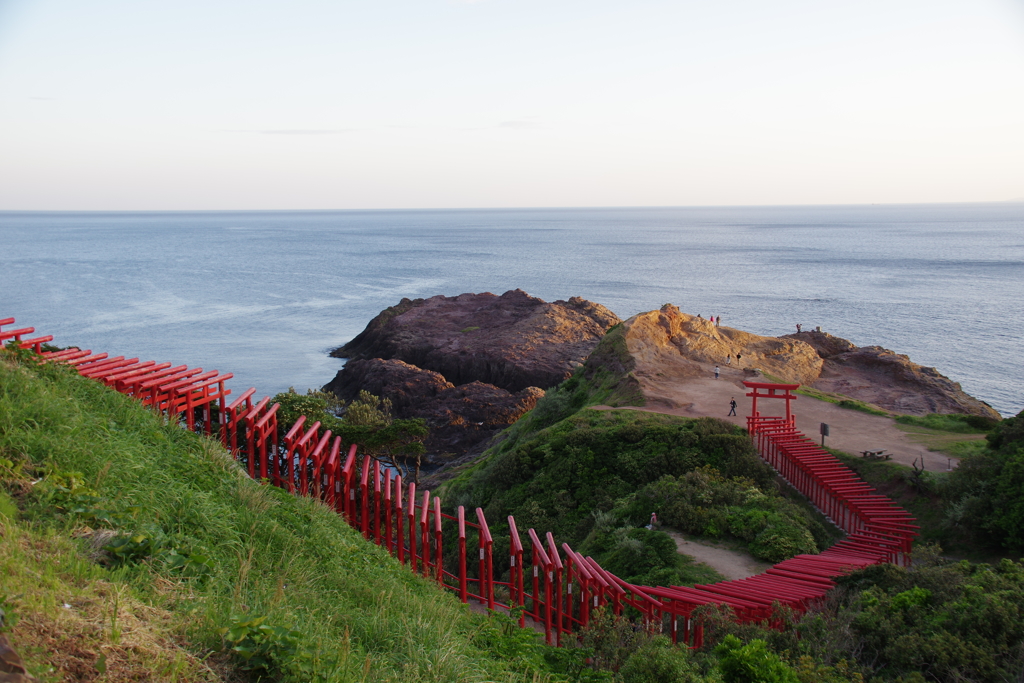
2, 199, 1023, 214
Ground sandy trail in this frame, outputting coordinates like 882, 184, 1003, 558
663, 531, 772, 581
594, 362, 957, 472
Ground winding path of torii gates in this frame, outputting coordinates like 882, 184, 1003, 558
2, 317, 918, 648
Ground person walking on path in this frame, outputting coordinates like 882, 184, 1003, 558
728, 397, 737, 416
647, 512, 658, 530
714, 365, 720, 379
726, 354, 732, 365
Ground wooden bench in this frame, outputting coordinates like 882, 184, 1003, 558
860, 449, 890, 461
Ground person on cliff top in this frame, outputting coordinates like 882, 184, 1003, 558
796, 323, 802, 333
728, 397, 737, 416
714, 365, 720, 379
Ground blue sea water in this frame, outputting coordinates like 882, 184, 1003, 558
1, 204, 1021, 417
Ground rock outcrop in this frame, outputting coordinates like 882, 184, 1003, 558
333, 289, 621, 392
0, 634, 39, 683
324, 358, 544, 457
327, 290, 618, 459
787, 331, 1000, 418
618, 305, 999, 419
623, 305, 825, 385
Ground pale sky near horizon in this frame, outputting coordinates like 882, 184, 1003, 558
1, 0, 1023, 210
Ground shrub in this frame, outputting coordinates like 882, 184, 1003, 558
715, 635, 799, 683
619, 636, 701, 683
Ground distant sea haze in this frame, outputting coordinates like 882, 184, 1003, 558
1, 203, 1021, 417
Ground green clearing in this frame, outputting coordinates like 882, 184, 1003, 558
0, 348, 592, 683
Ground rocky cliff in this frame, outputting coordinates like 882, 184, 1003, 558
326, 290, 619, 458
333, 289, 621, 392
619, 305, 999, 419
324, 358, 544, 456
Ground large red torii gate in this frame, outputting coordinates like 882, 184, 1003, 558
743, 380, 800, 433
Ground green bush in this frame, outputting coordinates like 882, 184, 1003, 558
715, 635, 798, 683
619, 636, 701, 683
941, 410, 1024, 550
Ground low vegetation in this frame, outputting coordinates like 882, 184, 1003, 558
6, 331, 1023, 682
834, 409, 1024, 559
443, 401, 831, 587
694, 549, 1024, 682
0, 346, 590, 682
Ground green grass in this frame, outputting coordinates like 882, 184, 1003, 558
0, 351, 574, 682
894, 413, 998, 433
756, 372, 890, 416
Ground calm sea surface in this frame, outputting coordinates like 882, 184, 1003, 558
1, 205, 1021, 417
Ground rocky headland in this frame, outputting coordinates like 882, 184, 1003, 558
325, 290, 621, 458
617, 305, 999, 419
326, 296, 999, 464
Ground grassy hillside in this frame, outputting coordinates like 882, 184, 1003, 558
441, 404, 835, 587
0, 348, 584, 683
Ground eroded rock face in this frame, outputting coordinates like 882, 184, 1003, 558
623, 305, 825, 385
619, 305, 999, 418
788, 331, 1000, 418
323, 358, 544, 458
325, 358, 453, 411
333, 289, 621, 392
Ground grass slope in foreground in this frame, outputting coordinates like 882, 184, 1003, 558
0, 350, 588, 683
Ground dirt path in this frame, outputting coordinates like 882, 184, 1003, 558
663, 530, 772, 581
593, 362, 957, 472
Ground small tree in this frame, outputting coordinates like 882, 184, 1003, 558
337, 390, 428, 483
271, 389, 429, 483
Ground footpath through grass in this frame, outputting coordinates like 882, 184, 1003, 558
0, 350, 586, 683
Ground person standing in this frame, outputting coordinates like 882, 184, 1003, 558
726, 354, 732, 365
796, 323, 802, 333
714, 365, 720, 379
728, 397, 737, 416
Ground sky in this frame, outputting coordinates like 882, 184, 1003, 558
1, 0, 1023, 210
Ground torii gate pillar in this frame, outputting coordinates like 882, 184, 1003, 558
743, 380, 800, 433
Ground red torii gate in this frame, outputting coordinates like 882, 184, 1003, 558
744, 380, 799, 433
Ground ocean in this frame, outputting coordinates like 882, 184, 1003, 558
1, 204, 1021, 417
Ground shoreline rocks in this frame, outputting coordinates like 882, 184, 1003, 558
326, 290, 620, 458
332, 289, 621, 393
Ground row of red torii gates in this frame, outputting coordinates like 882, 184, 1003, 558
2, 317, 918, 648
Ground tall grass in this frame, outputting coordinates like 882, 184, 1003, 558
0, 353, 561, 682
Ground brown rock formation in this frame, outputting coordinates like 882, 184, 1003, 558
325, 358, 453, 411
618, 305, 999, 419
623, 305, 824, 385
324, 358, 544, 458
787, 331, 1000, 418
0, 634, 39, 683
332, 289, 621, 392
